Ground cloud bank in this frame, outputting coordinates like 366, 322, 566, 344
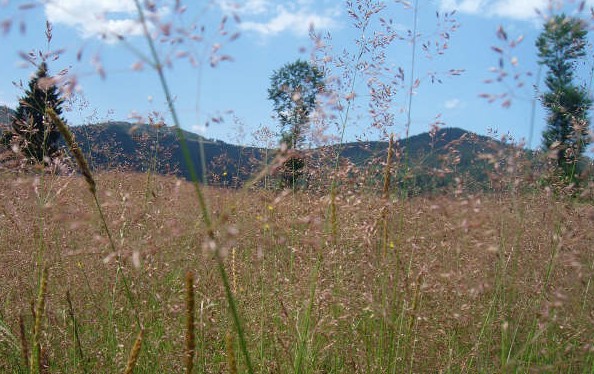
44, 0, 145, 40
438, 0, 594, 20
218, 0, 339, 37
46, 0, 339, 40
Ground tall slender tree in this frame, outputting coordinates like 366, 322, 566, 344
536, 14, 591, 182
10, 61, 64, 164
268, 60, 324, 187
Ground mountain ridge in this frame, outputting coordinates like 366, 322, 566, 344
1, 104, 520, 192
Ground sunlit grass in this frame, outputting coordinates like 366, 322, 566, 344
0, 171, 592, 372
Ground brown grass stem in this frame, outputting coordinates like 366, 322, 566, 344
184, 271, 196, 374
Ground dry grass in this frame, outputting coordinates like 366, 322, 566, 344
0, 170, 592, 372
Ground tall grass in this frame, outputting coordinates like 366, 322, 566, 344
0, 172, 592, 371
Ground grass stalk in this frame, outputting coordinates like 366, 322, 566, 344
406, 272, 423, 372
231, 247, 237, 294
144, 124, 160, 205
132, 0, 212, 227
325, 10, 372, 240
184, 271, 196, 374
382, 134, 394, 257
66, 290, 86, 372
30, 266, 48, 374
404, 0, 419, 140
400, 0, 420, 197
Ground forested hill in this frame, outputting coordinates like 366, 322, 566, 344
65, 122, 519, 192
0, 105, 524, 192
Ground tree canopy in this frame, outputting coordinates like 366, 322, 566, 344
268, 59, 324, 149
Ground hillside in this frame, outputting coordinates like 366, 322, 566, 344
0, 104, 524, 192
68, 121, 264, 185
67, 122, 518, 192
329, 127, 518, 193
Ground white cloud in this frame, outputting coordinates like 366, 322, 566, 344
439, 0, 486, 14
44, 0, 146, 40
191, 123, 207, 134
219, 1, 339, 37
438, 0, 594, 20
217, 0, 271, 15
444, 98, 464, 109
241, 6, 338, 37
490, 0, 549, 20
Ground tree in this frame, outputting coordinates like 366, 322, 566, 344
536, 14, 592, 183
268, 59, 324, 187
9, 62, 64, 164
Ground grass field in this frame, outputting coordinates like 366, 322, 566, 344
0, 170, 592, 372
1, 2, 594, 372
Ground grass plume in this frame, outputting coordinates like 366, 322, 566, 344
123, 329, 144, 374
18, 315, 29, 369
30, 266, 48, 374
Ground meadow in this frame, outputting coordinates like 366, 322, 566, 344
1, 1, 594, 372
0, 169, 592, 372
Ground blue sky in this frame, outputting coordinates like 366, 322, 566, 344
1, 0, 593, 149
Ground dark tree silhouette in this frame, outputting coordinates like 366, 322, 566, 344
10, 62, 64, 164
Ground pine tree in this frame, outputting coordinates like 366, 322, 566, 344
10, 62, 64, 164
536, 14, 592, 182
